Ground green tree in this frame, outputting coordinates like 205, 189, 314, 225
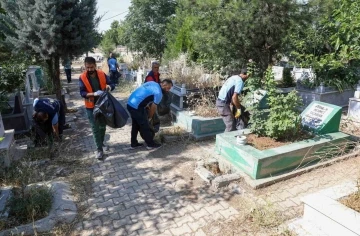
100, 20, 127, 54
164, 0, 299, 74
1, 0, 101, 100
123, 0, 177, 58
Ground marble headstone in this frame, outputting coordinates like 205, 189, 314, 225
301, 101, 342, 134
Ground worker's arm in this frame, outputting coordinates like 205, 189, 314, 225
232, 92, 241, 109
52, 123, 59, 138
79, 78, 96, 98
148, 103, 157, 119
51, 114, 60, 139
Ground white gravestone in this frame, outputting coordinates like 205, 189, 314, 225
293, 67, 315, 82
272, 66, 284, 81
0, 113, 4, 138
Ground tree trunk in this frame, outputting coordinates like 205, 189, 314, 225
54, 55, 68, 111
54, 56, 62, 100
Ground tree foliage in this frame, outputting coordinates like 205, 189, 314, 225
1, 0, 101, 99
100, 20, 127, 54
164, 0, 299, 74
122, 0, 177, 58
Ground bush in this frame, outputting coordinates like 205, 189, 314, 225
7, 186, 52, 225
246, 65, 303, 141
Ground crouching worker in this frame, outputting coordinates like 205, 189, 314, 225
216, 69, 249, 132
32, 98, 65, 146
127, 80, 173, 150
79, 56, 115, 160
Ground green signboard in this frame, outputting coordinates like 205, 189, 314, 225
301, 101, 342, 134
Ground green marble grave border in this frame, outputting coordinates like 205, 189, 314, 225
216, 129, 351, 179
171, 109, 225, 140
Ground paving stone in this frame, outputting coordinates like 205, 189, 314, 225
119, 206, 137, 218
137, 227, 161, 236
125, 221, 146, 234
113, 216, 133, 229
204, 203, 224, 214
191, 209, 209, 220
113, 194, 131, 205
174, 214, 194, 227
194, 229, 207, 236
156, 220, 177, 233
97, 199, 114, 208
177, 205, 196, 216
170, 224, 192, 236
218, 207, 239, 219
187, 218, 207, 231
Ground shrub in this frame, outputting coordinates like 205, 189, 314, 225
246, 65, 303, 140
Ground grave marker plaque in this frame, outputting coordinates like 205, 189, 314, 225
301, 101, 342, 134
272, 66, 284, 81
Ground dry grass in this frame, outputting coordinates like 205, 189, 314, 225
167, 54, 222, 89
340, 180, 360, 213
160, 126, 187, 136
340, 117, 360, 136
203, 197, 295, 236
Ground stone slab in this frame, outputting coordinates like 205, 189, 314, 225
301, 101, 342, 134
0, 187, 12, 219
211, 173, 242, 189
0, 130, 15, 167
296, 87, 354, 109
348, 98, 360, 121
172, 110, 225, 140
299, 182, 360, 236
195, 166, 215, 183
215, 129, 351, 179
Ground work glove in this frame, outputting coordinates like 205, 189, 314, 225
94, 90, 104, 96
234, 108, 241, 118
106, 85, 111, 91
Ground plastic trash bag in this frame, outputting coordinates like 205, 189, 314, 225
93, 92, 129, 128
157, 91, 172, 116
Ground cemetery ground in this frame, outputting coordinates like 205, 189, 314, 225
2, 73, 360, 236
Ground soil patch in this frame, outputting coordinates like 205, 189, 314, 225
339, 190, 360, 213
204, 162, 222, 176
247, 131, 314, 150
247, 134, 291, 150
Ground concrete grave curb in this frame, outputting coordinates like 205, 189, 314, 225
0, 181, 77, 236
195, 161, 242, 189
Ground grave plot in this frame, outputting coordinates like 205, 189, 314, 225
170, 83, 226, 140
215, 101, 356, 181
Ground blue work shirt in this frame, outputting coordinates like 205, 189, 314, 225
108, 58, 118, 72
127, 82, 163, 109
33, 98, 60, 125
218, 75, 244, 104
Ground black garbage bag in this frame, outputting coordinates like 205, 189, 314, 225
93, 92, 129, 128
232, 105, 250, 130
157, 92, 172, 116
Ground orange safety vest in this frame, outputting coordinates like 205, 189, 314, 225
80, 70, 107, 108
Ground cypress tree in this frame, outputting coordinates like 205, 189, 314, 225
1, 0, 100, 100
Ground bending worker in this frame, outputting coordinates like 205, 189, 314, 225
127, 80, 173, 150
32, 98, 65, 145
216, 69, 249, 132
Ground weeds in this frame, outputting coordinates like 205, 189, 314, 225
6, 186, 52, 228
340, 180, 360, 213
